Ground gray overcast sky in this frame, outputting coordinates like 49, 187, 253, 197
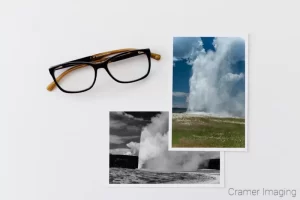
109, 112, 160, 150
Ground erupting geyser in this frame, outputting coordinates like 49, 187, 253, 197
138, 112, 219, 172
187, 37, 246, 118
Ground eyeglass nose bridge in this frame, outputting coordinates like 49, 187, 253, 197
93, 62, 107, 70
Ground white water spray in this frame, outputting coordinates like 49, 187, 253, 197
188, 37, 245, 118
138, 112, 219, 172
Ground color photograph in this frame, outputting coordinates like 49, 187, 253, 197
172, 36, 247, 150
109, 111, 223, 186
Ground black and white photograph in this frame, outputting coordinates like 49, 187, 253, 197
109, 111, 223, 185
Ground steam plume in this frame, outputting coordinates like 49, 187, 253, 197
138, 112, 219, 172
126, 141, 140, 156
187, 37, 245, 117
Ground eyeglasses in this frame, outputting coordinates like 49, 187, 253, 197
46, 48, 161, 93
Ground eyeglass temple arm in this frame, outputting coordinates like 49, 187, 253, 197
46, 49, 161, 91
92, 48, 161, 61
46, 64, 88, 91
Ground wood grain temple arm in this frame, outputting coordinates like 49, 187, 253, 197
91, 48, 161, 61
46, 48, 161, 91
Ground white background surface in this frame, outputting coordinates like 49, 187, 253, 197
1, 0, 300, 199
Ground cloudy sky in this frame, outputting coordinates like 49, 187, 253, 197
109, 112, 161, 156
172, 37, 245, 111
172, 37, 215, 109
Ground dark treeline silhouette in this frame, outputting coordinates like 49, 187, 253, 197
110, 154, 138, 169
109, 154, 220, 170
207, 158, 220, 170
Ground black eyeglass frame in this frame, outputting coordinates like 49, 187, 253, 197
48, 49, 153, 93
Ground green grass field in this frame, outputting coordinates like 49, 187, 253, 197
172, 113, 245, 148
